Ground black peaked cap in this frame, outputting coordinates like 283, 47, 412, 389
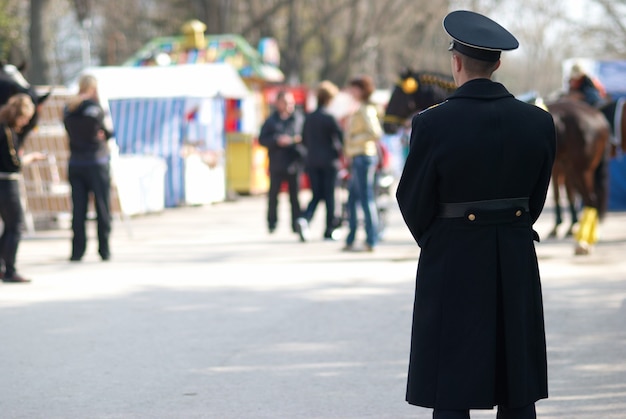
443, 10, 519, 62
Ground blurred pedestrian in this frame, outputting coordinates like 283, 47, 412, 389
342, 75, 382, 252
0, 93, 47, 282
63, 74, 113, 262
297, 80, 344, 241
259, 90, 305, 236
396, 10, 556, 418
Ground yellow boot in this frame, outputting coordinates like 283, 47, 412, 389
574, 207, 599, 255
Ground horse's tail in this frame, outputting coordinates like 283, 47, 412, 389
594, 144, 610, 220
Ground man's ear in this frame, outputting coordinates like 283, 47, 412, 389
453, 54, 462, 73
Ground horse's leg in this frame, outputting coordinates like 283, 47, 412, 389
549, 169, 562, 238
564, 180, 578, 236
574, 170, 599, 255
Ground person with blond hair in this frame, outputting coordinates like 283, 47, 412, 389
63, 74, 113, 262
342, 75, 382, 252
0, 93, 46, 282
297, 80, 344, 241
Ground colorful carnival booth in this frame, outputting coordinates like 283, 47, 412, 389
81, 63, 251, 208
122, 21, 285, 194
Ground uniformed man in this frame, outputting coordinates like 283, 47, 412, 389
396, 10, 556, 419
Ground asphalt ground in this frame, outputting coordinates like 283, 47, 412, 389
1, 188, 625, 418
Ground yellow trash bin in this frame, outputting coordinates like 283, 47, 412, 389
226, 132, 269, 195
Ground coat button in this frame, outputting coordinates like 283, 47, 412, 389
515, 210, 522, 217
468, 213, 476, 221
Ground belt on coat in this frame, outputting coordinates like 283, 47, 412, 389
0, 172, 21, 180
438, 197, 529, 219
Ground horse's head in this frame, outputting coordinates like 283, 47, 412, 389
0, 62, 51, 140
382, 68, 456, 134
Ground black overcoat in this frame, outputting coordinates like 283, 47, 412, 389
301, 107, 344, 170
396, 79, 556, 409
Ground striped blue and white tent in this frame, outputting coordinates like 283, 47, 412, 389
78, 64, 250, 207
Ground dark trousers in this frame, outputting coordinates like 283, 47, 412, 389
0, 179, 24, 276
69, 163, 111, 259
433, 403, 536, 419
303, 166, 337, 236
267, 170, 301, 232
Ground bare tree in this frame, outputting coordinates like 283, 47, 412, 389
495, 0, 570, 96
29, 0, 53, 84
188, 0, 238, 34
448, 0, 589, 96
584, 0, 626, 57
50, 0, 457, 88
94, 0, 190, 66
377, 1, 451, 83
27, 0, 626, 94
231, 0, 453, 88
72, 0, 93, 67
0, 1, 27, 64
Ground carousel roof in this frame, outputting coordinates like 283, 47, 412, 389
123, 33, 285, 83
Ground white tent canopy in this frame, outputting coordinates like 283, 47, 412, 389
73, 63, 251, 100
67, 63, 251, 209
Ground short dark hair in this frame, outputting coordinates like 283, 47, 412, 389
456, 53, 499, 77
348, 75, 375, 101
275, 89, 291, 103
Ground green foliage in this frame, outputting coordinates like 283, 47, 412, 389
0, 0, 23, 62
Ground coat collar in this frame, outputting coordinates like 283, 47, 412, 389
449, 78, 513, 101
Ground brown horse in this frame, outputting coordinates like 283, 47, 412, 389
546, 98, 611, 253
383, 68, 456, 134
599, 98, 626, 157
384, 71, 611, 254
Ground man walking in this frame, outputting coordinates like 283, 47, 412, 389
259, 90, 305, 236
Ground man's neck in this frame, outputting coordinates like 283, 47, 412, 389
459, 72, 492, 85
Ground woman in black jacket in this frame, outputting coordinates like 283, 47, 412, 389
63, 74, 113, 262
298, 81, 344, 241
0, 93, 46, 283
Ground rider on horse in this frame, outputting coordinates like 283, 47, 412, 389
568, 63, 607, 107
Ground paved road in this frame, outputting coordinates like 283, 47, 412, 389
1, 191, 625, 418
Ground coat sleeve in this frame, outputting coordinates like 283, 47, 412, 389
332, 114, 344, 143
529, 114, 557, 226
294, 111, 304, 135
0, 126, 21, 171
395, 115, 439, 247
301, 114, 312, 148
330, 114, 344, 154
258, 117, 278, 150
97, 105, 114, 139
84, 103, 113, 140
